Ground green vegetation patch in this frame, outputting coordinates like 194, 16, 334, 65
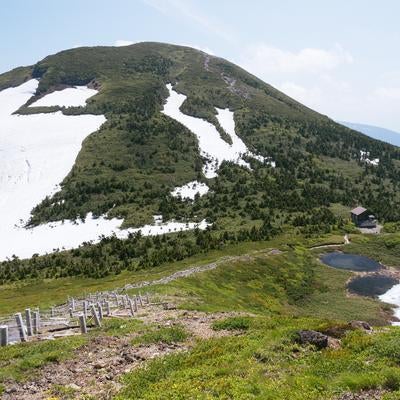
101, 317, 144, 337
117, 318, 400, 399
212, 316, 251, 331
346, 233, 400, 267
0, 336, 86, 383
132, 324, 189, 345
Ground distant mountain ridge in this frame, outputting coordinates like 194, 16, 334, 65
340, 121, 400, 147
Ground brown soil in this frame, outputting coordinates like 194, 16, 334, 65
2, 306, 245, 400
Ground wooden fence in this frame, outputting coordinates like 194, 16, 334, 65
0, 291, 151, 347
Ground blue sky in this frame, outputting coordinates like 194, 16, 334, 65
2, 0, 400, 130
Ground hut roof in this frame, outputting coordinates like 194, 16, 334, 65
351, 206, 367, 216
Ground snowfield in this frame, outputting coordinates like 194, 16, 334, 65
29, 85, 98, 108
162, 84, 274, 178
171, 180, 209, 200
2, 213, 209, 261
0, 81, 208, 261
379, 284, 400, 326
360, 150, 379, 166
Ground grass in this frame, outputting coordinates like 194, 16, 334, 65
116, 318, 400, 399
101, 317, 144, 337
0, 336, 86, 384
1, 233, 399, 397
4, 42, 398, 240
0, 239, 268, 316
0, 66, 32, 91
0, 230, 322, 317
132, 324, 189, 345
212, 316, 251, 331
296, 261, 389, 325
132, 247, 387, 324
48, 384, 79, 399
345, 233, 400, 267
2, 42, 400, 398
1, 230, 389, 322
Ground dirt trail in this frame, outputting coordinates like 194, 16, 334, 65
2, 305, 244, 400
1, 246, 271, 399
121, 249, 281, 292
308, 234, 349, 250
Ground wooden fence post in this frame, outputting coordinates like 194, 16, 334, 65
122, 296, 127, 309
128, 299, 135, 316
106, 301, 111, 317
90, 305, 101, 327
25, 309, 33, 337
51, 307, 55, 317
33, 311, 40, 334
146, 292, 150, 304
79, 315, 87, 334
0, 325, 8, 346
69, 308, 73, 318
138, 293, 144, 307
15, 313, 27, 342
97, 302, 103, 320
133, 297, 138, 312
83, 301, 88, 318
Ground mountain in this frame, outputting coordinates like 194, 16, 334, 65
1, 42, 400, 274
3, 42, 400, 399
340, 121, 400, 147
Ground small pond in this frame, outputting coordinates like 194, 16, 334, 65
320, 252, 381, 272
321, 251, 400, 324
348, 275, 399, 297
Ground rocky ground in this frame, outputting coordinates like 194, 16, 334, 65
2, 303, 245, 400
338, 389, 386, 400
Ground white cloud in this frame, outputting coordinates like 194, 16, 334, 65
374, 86, 400, 100
242, 43, 353, 75
114, 39, 214, 54
181, 43, 214, 55
142, 0, 233, 42
278, 82, 322, 107
114, 40, 136, 47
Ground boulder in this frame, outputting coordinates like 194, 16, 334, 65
297, 330, 329, 349
349, 321, 372, 331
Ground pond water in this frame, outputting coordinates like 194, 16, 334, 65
348, 275, 398, 297
320, 252, 382, 272
320, 251, 400, 325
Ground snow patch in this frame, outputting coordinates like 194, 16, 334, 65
216, 107, 276, 168
162, 84, 274, 178
360, 150, 379, 166
0, 81, 209, 261
119, 218, 210, 239
2, 213, 209, 260
379, 283, 400, 325
29, 86, 98, 108
171, 180, 209, 200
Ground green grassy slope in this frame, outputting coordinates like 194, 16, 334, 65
2, 42, 400, 233
2, 234, 400, 398
2, 41, 400, 286
0, 65, 33, 91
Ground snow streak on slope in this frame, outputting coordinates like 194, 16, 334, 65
360, 150, 380, 166
0, 81, 209, 261
379, 284, 400, 326
171, 181, 209, 200
29, 86, 98, 107
162, 84, 274, 178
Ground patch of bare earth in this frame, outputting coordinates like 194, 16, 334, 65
337, 389, 386, 400
2, 306, 246, 399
